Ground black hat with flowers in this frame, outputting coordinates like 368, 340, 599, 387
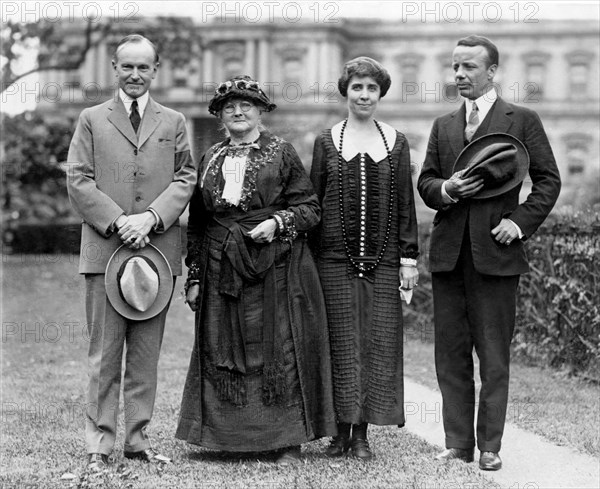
208, 75, 277, 116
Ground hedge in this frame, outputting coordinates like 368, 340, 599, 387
514, 210, 600, 378
408, 209, 600, 378
2, 222, 81, 255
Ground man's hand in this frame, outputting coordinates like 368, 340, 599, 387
118, 211, 156, 249
248, 218, 277, 243
445, 170, 484, 200
491, 218, 519, 246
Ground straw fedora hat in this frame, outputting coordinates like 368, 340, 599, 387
105, 244, 173, 321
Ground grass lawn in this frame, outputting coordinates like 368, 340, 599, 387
1, 254, 598, 487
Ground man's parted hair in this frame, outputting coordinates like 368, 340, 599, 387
113, 34, 159, 63
456, 35, 499, 68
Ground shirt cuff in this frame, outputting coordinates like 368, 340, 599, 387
400, 257, 418, 267
147, 208, 162, 231
110, 213, 125, 233
441, 181, 458, 204
507, 219, 524, 239
272, 214, 284, 233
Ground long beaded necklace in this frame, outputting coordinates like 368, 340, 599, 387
337, 118, 395, 276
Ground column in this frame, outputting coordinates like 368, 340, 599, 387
203, 46, 213, 84
246, 40, 256, 78
318, 41, 329, 84
96, 44, 107, 89
258, 39, 269, 83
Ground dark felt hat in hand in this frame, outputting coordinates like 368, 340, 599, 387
105, 244, 173, 320
453, 133, 530, 199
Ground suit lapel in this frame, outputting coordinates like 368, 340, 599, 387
107, 98, 137, 147
138, 98, 161, 149
485, 97, 514, 134
444, 104, 466, 161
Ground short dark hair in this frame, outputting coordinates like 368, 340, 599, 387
338, 56, 391, 98
456, 35, 499, 67
113, 34, 159, 63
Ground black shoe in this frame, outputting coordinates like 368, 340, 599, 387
350, 438, 373, 461
325, 435, 351, 457
434, 448, 474, 463
124, 447, 171, 464
479, 451, 502, 471
87, 453, 109, 472
276, 445, 301, 465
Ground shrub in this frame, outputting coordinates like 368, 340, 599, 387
515, 208, 600, 377
1, 111, 78, 227
409, 209, 600, 379
2, 222, 81, 255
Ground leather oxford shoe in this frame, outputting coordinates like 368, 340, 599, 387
479, 451, 502, 470
350, 438, 373, 461
124, 447, 171, 464
435, 448, 474, 463
87, 453, 109, 472
325, 435, 351, 457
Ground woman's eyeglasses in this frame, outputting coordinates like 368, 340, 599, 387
222, 101, 255, 114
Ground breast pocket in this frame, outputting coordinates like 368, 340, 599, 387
158, 138, 174, 149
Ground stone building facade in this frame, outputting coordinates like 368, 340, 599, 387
38, 17, 600, 213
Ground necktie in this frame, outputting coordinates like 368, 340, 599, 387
130, 100, 141, 133
464, 101, 479, 142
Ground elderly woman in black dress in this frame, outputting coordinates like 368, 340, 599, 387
176, 76, 336, 464
310, 58, 419, 460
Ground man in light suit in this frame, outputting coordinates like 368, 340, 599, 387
67, 34, 197, 471
417, 35, 561, 471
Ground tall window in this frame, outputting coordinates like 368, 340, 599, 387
396, 53, 423, 102
276, 45, 307, 84
217, 42, 246, 81
522, 51, 550, 101
563, 134, 591, 176
437, 53, 458, 101
566, 50, 594, 100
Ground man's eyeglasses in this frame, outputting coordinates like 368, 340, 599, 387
222, 101, 255, 114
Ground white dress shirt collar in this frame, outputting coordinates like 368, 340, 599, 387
465, 87, 497, 123
119, 89, 149, 117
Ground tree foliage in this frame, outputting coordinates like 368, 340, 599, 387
1, 19, 110, 91
1, 111, 76, 223
1, 16, 200, 93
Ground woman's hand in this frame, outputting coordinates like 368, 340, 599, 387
248, 218, 277, 243
399, 265, 419, 290
185, 284, 200, 311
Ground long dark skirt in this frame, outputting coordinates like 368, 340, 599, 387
319, 259, 405, 426
176, 234, 337, 451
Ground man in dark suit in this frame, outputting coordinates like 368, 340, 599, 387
67, 34, 197, 471
417, 35, 561, 470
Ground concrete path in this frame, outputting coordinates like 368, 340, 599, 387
404, 378, 600, 489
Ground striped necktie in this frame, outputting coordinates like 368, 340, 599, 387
464, 101, 479, 142
130, 100, 141, 133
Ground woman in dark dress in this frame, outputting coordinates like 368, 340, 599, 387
176, 76, 336, 464
310, 58, 419, 460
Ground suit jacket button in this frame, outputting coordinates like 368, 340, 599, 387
134, 149, 138, 155
135, 196, 141, 202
